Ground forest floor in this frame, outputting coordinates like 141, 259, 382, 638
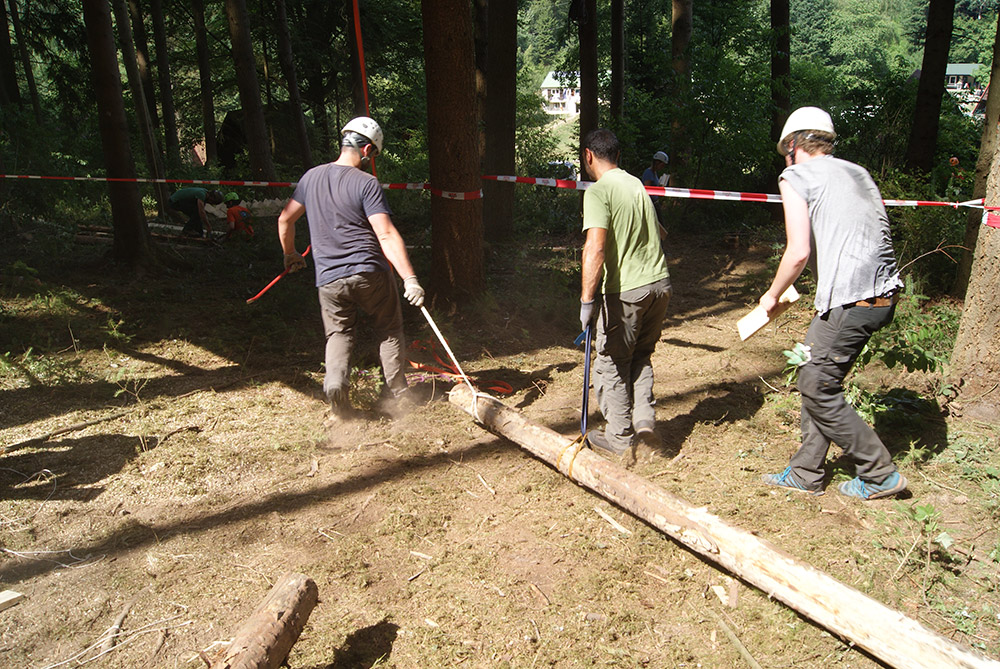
1, 217, 998, 668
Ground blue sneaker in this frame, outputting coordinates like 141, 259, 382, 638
761, 466, 824, 496
838, 472, 908, 500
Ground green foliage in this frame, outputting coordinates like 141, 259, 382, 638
855, 280, 960, 374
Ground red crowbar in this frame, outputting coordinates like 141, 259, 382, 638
246, 245, 311, 304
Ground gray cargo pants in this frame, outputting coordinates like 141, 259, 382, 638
317, 270, 407, 406
593, 278, 672, 449
789, 303, 898, 488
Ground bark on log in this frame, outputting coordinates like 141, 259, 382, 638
209, 572, 318, 669
448, 385, 1000, 669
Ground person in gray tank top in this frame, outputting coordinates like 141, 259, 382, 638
759, 107, 907, 500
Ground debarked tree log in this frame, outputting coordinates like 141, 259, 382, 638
209, 572, 318, 669
448, 385, 1000, 669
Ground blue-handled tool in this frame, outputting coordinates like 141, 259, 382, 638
575, 324, 592, 436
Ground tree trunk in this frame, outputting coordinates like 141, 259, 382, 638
610, 0, 624, 123
127, 0, 159, 130
0, 0, 20, 105
448, 385, 1000, 669
950, 170, 1000, 421
577, 0, 598, 154
474, 0, 487, 164
191, 0, 217, 165
82, 0, 156, 269
110, 0, 169, 219
422, 0, 484, 302
905, 0, 955, 173
346, 0, 366, 117
670, 0, 692, 185
274, 0, 312, 169
208, 573, 318, 669
770, 0, 790, 181
7, 0, 39, 121
482, 0, 516, 243
953, 11, 1000, 297
224, 0, 277, 182
150, 0, 181, 169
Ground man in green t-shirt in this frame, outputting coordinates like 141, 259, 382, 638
168, 187, 224, 237
579, 128, 672, 465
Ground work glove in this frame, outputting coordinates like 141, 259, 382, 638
403, 275, 425, 307
580, 299, 596, 333
283, 252, 306, 274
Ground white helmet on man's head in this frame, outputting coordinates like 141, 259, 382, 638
652, 150, 669, 164
342, 116, 383, 155
777, 106, 835, 155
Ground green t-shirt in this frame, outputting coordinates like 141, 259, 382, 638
582, 167, 669, 294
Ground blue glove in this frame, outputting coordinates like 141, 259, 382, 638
580, 300, 596, 332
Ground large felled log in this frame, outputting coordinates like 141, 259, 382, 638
209, 572, 318, 669
448, 385, 1000, 669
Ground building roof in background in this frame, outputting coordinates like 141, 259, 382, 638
946, 63, 983, 76
540, 71, 580, 89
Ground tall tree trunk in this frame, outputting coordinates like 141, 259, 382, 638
191, 0, 217, 165
224, 0, 277, 181
770, 0, 790, 176
610, 0, 624, 123
482, 0, 516, 243
0, 0, 20, 106
7, 0, 39, 121
950, 167, 1000, 422
127, 0, 159, 130
274, 0, 312, 169
474, 0, 487, 164
82, 0, 155, 269
953, 11, 1000, 297
111, 0, 169, 218
150, 0, 180, 168
670, 0, 692, 185
422, 0, 484, 302
577, 0, 598, 156
905, 0, 955, 173
345, 0, 366, 117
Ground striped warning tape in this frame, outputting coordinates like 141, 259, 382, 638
0, 172, 987, 210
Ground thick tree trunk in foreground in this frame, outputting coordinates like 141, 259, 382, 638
905, 0, 955, 173
610, 0, 623, 123
482, 0, 516, 243
127, 0, 159, 130
82, 0, 155, 268
954, 11, 1000, 297
191, 0, 217, 165
209, 572, 318, 669
576, 0, 598, 152
448, 386, 999, 669
224, 0, 277, 182
422, 0, 484, 302
950, 153, 1000, 421
770, 0, 790, 187
670, 0, 692, 184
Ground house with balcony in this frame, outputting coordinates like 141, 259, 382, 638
540, 71, 580, 116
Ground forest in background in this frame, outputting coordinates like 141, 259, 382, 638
0, 0, 997, 297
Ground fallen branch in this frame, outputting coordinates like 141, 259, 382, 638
100, 586, 150, 653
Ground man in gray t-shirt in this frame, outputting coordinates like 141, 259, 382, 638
277, 116, 426, 421
759, 106, 907, 501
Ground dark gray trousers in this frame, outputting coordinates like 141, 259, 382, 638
593, 278, 672, 448
317, 270, 407, 406
789, 303, 898, 488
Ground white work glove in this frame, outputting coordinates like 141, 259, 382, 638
402, 275, 425, 307
283, 252, 306, 274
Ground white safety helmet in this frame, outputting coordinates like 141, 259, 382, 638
341, 116, 384, 155
777, 106, 835, 155
652, 150, 669, 164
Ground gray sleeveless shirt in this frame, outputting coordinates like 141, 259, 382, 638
780, 156, 903, 314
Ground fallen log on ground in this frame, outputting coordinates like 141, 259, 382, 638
209, 572, 318, 669
448, 385, 1000, 669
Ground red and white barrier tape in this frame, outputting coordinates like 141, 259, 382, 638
983, 212, 1000, 229
1, 172, 988, 211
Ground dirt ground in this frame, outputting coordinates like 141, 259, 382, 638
1, 224, 998, 668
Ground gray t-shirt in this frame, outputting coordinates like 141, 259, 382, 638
291, 163, 393, 287
780, 156, 903, 313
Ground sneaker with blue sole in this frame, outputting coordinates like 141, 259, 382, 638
838, 472, 908, 500
761, 466, 824, 496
